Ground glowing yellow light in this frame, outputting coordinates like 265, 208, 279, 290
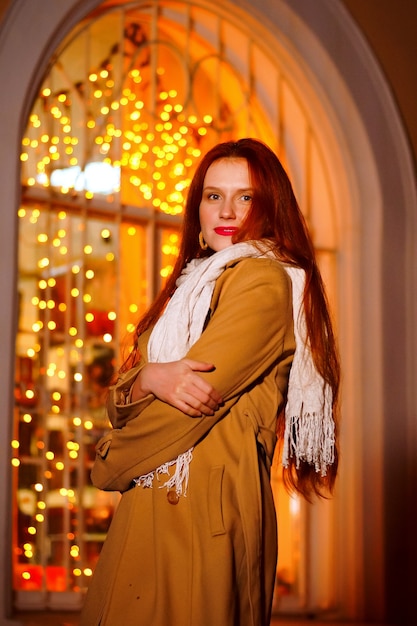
70, 546, 79, 557
73, 417, 82, 426
85, 312, 94, 323
38, 257, 50, 269
45, 451, 54, 460
23, 414, 32, 424
85, 269, 94, 279
34, 483, 43, 492
25, 389, 35, 400
22, 571, 31, 580
73, 568, 82, 577
87, 120, 95, 129
106, 252, 115, 261
75, 339, 83, 348
11, 440, 19, 449
83, 294, 92, 303
51, 405, 60, 414
84, 245, 93, 254
48, 277, 56, 287
56, 462, 64, 471
58, 303, 67, 312
84, 568, 93, 577
108, 311, 117, 320
35, 514, 44, 523
58, 371, 66, 380
126, 323, 136, 333
71, 288, 79, 298
20, 153, 28, 162
47, 321, 56, 330
18, 208, 26, 218
38, 501, 46, 510
69, 451, 78, 459
27, 348, 35, 358
103, 333, 112, 343
84, 420, 93, 430
160, 266, 174, 278
47, 300, 55, 309
11, 458, 20, 467
32, 322, 42, 332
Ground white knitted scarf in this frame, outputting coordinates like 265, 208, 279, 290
133, 242, 335, 495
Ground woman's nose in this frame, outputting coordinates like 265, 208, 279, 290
219, 198, 235, 218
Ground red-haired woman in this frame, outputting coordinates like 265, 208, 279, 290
80, 138, 340, 626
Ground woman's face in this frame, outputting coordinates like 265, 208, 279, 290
199, 157, 252, 252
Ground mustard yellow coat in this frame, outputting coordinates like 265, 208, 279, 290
80, 257, 295, 626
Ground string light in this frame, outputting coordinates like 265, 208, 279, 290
21, 65, 212, 213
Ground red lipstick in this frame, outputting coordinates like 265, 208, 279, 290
214, 227, 238, 236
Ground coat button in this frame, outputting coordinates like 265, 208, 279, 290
167, 489, 179, 505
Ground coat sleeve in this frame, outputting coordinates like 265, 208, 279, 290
91, 258, 294, 491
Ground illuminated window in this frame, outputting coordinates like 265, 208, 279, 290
15, 0, 338, 612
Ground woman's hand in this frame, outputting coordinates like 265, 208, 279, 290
131, 359, 224, 417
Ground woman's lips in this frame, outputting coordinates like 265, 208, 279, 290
214, 227, 238, 236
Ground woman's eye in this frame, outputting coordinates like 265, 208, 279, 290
242, 194, 252, 202
208, 193, 220, 200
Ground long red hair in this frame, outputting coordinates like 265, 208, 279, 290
123, 138, 340, 498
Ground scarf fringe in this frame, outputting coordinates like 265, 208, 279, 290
282, 400, 335, 476
132, 448, 193, 496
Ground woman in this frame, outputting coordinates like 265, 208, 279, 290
80, 138, 340, 626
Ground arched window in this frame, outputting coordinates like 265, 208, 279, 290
14, 0, 338, 612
